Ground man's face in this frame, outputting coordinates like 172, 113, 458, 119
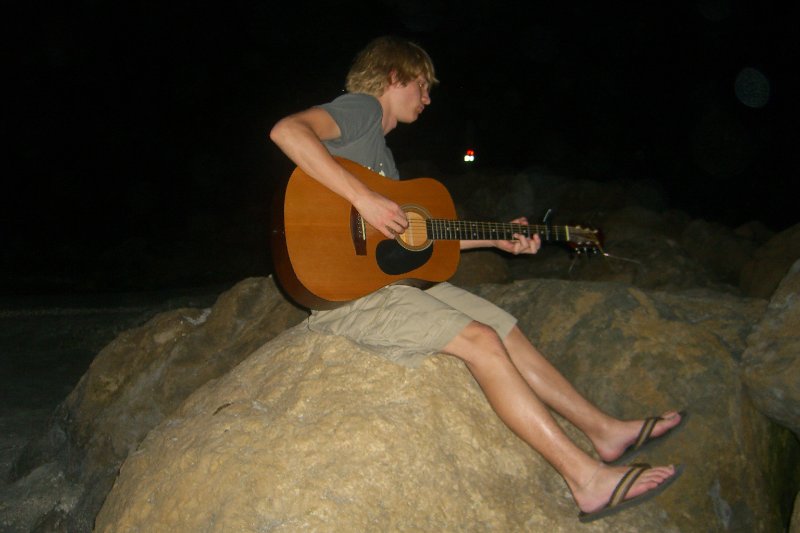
392, 74, 432, 124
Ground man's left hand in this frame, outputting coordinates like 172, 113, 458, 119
493, 217, 541, 255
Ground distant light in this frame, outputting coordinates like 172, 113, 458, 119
464, 149, 475, 163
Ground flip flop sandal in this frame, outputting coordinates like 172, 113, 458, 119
607, 410, 689, 466
578, 463, 685, 523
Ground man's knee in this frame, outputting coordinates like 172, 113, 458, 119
444, 321, 507, 365
461, 321, 502, 344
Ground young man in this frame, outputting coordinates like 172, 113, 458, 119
270, 36, 684, 522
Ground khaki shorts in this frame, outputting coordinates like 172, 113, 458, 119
307, 282, 517, 367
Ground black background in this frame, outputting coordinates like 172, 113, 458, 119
4, 0, 798, 294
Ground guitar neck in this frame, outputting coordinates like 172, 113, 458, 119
427, 219, 572, 243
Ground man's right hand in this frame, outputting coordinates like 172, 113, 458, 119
353, 189, 408, 239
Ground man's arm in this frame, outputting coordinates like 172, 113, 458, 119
270, 108, 408, 238
459, 217, 542, 255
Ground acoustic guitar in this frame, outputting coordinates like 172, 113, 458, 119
271, 158, 603, 309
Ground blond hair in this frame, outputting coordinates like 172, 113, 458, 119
345, 36, 438, 96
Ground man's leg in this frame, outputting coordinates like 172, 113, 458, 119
501, 326, 682, 463
443, 321, 677, 513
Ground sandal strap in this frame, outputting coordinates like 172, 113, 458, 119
632, 416, 661, 451
609, 463, 650, 508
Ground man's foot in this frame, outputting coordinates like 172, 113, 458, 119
595, 411, 686, 465
574, 463, 683, 522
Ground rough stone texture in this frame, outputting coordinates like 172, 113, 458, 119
504, 216, 727, 294
475, 280, 799, 531
3, 277, 307, 533
733, 220, 775, 245
740, 223, 800, 298
96, 279, 799, 532
445, 168, 668, 227
462, 206, 756, 294
97, 328, 558, 532
443, 170, 758, 295
450, 249, 511, 287
444, 168, 800, 301
680, 219, 758, 286
742, 259, 800, 438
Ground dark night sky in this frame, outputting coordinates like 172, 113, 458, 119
4, 0, 798, 294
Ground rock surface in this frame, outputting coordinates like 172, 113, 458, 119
6, 200, 800, 532
444, 168, 799, 299
95, 278, 798, 532
740, 223, 800, 298
742, 259, 800, 438
3, 277, 307, 533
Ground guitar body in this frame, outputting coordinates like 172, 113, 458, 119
271, 158, 460, 309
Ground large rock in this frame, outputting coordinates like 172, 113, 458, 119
740, 223, 800, 298
680, 219, 757, 286
742, 259, 800, 438
474, 280, 799, 531
4, 277, 307, 533
444, 168, 668, 226
450, 249, 511, 286
579, 207, 729, 291
96, 279, 798, 532
415, 168, 784, 294
486, 206, 727, 293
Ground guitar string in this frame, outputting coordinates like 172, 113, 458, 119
404, 221, 586, 232
403, 232, 601, 248
404, 220, 593, 230
393, 220, 599, 244
403, 221, 579, 230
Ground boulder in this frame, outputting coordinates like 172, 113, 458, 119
502, 206, 734, 293
432, 168, 790, 295
742, 259, 800, 438
96, 279, 798, 532
680, 219, 757, 286
450, 249, 511, 286
734, 220, 774, 245
740, 223, 800, 298
5, 277, 307, 533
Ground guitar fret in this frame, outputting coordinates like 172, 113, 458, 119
427, 220, 574, 243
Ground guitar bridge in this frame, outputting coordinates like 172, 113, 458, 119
350, 206, 367, 256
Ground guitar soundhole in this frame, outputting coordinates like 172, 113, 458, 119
397, 204, 432, 251
376, 239, 434, 275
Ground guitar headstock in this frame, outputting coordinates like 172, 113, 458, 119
565, 226, 605, 256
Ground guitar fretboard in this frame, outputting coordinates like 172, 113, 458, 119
427, 220, 571, 243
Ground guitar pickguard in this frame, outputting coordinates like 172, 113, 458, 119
376, 239, 434, 275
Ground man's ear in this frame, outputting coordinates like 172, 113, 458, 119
388, 69, 401, 86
